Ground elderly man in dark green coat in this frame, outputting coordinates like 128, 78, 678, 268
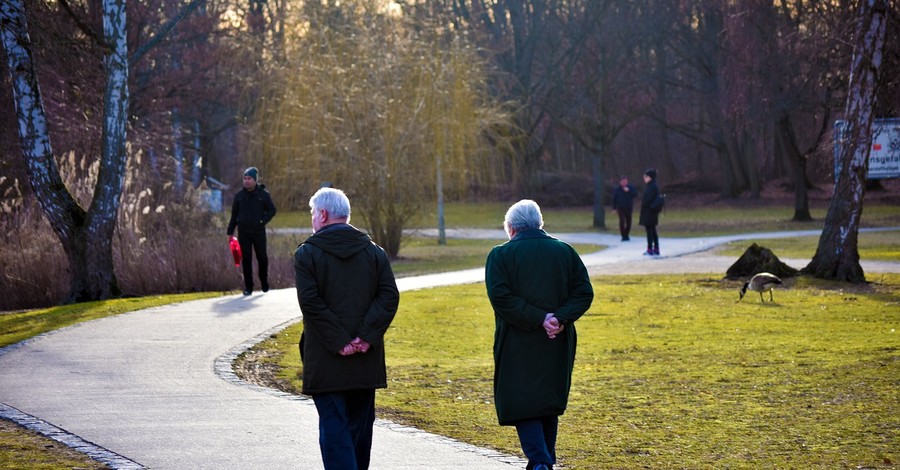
485, 199, 594, 470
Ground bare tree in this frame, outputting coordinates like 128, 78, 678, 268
1, 0, 200, 302
437, 0, 583, 194
247, 2, 514, 257
804, 0, 888, 283
767, 1, 854, 221
552, 1, 651, 228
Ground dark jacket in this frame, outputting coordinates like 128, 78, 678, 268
485, 229, 594, 425
227, 185, 276, 235
612, 184, 638, 212
294, 224, 399, 395
639, 180, 661, 226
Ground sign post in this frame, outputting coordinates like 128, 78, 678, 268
834, 118, 900, 182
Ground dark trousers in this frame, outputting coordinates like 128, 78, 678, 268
515, 416, 558, 469
645, 224, 659, 250
617, 208, 633, 239
312, 389, 376, 470
238, 230, 268, 291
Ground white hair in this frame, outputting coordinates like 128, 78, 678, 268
309, 187, 351, 220
504, 199, 543, 235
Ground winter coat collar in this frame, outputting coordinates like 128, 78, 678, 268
509, 228, 553, 242
305, 224, 372, 259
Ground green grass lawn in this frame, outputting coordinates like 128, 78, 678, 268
0, 419, 107, 470
239, 274, 900, 469
269, 201, 900, 237
5, 200, 899, 468
390, 237, 603, 277
717, 230, 900, 262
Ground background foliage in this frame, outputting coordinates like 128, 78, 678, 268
1, 0, 899, 307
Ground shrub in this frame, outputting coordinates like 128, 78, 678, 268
0, 151, 295, 311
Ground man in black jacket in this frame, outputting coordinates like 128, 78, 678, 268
227, 167, 276, 295
611, 175, 638, 241
294, 187, 399, 470
639, 168, 662, 256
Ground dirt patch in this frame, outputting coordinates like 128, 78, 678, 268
233, 347, 298, 395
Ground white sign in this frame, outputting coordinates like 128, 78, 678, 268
834, 118, 900, 180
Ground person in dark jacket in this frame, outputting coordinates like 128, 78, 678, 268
227, 167, 276, 295
294, 187, 399, 470
611, 175, 638, 241
485, 200, 594, 470
638, 168, 662, 256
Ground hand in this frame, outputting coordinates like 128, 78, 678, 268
543, 313, 565, 339
338, 343, 356, 356
339, 337, 371, 356
351, 337, 371, 353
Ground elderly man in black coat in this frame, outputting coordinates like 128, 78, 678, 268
294, 187, 399, 470
486, 199, 594, 470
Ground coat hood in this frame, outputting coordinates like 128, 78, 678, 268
304, 224, 373, 260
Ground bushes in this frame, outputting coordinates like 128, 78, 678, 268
1, 201, 298, 311
0, 168, 296, 311
0, 205, 69, 310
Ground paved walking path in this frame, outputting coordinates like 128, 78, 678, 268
1, 228, 897, 469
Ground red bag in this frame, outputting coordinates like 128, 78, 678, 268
229, 237, 242, 267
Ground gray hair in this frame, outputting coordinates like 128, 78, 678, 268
504, 199, 543, 233
309, 187, 351, 220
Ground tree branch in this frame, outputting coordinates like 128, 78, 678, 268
57, 0, 110, 51
130, 0, 204, 66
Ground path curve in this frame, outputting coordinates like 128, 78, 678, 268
1, 228, 897, 469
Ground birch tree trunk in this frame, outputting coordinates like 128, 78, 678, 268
1, 0, 128, 302
804, 0, 887, 283
86, 0, 129, 300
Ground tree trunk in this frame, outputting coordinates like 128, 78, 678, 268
724, 130, 750, 197
436, 153, 446, 245
804, 0, 887, 283
1, 0, 127, 303
76, 0, 129, 301
743, 129, 761, 199
591, 148, 606, 230
774, 115, 812, 222
173, 111, 186, 196
191, 119, 202, 188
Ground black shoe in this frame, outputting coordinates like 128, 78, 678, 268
533, 464, 552, 470
622, 236, 630, 241
261, 282, 269, 293
243, 290, 251, 296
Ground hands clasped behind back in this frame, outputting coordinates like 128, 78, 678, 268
338, 337, 372, 356
543, 313, 564, 339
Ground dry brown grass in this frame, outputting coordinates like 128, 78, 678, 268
0, 150, 297, 311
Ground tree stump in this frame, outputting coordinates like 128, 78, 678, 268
725, 243, 799, 280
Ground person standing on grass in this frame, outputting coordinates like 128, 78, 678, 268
485, 199, 594, 470
227, 167, 276, 295
611, 174, 638, 241
639, 168, 662, 256
294, 187, 400, 470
